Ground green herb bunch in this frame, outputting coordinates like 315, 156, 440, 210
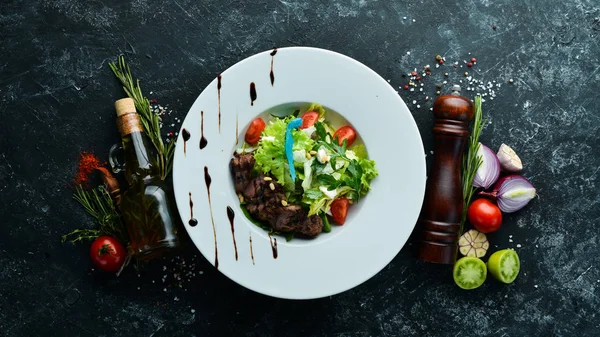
62, 185, 127, 244
109, 56, 175, 180
460, 95, 485, 234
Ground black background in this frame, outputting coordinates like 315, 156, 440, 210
1, 0, 599, 336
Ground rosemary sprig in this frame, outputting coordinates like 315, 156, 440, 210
460, 95, 485, 234
62, 185, 128, 244
108, 55, 175, 180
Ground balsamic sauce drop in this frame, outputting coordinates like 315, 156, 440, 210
235, 113, 239, 145
182, 128, 190, 156
250, 82, 257, 106
227, 206, 238, 261
217, 74, 222, 133
188, 192, 197, 226
200, 110, 208, 149
204, 166, 218, 268
249, 232, 255, 265
268, 233, 278, 259
269, 48, 277, 86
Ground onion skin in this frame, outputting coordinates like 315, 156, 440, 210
472, 143, 501, 190
481, 175, 536, 213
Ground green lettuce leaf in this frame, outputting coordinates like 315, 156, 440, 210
351, 144, 368, 160
358, 158, 378, 194
253, 116, 315, 185
306, 103, 326, 119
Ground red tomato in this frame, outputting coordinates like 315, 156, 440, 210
90, 236, 127, 273
330, 198, 350, 225
300, 111, 319, 129
333, 126, 357, 147
245, 118, 266, 144
467, 199, 502, 233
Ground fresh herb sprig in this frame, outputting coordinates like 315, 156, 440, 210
62, 185, 127, 244
109, 56, 175, 180
460, 95, 485, 233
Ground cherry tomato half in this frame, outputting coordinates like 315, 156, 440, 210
90, 236, 126, 273
330, 198, 350, 225
244, 117, 266, 144
467, 198, 502, 233
333, 126, 357, 147
300, 111, 319, 129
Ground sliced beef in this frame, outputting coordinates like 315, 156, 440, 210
271, 205, 304, 232
243, 175, 286, 222
242, 175, 285, 204
246, 202, 280, 223
231, 157, 324, 238
230, 153, 255, 194
297, 215, 324, 238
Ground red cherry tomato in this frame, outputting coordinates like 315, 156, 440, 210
467, 198, 503, 233
332, 126, 357, 147
300, 111, 319, 129
244, 118, 266, 144
90, 236, 127, 273
330, 198, 350, 225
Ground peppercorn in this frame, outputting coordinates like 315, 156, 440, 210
404, 85, 409, 90
467, 62, 473, 67
471, 57, 477, 63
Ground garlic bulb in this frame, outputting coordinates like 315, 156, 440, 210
497, 143, 523, 172
459, 229, 490, 258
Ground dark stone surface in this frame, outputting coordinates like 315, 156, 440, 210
1, 0, 599, 336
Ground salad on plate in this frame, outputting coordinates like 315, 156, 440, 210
229, 104, 378, 240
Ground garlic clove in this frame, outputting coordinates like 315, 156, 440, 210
497, 143, 523, 172
459, 229, 490, 258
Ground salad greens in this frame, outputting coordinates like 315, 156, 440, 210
250, 104, 378, 220
253, 116, 314, 185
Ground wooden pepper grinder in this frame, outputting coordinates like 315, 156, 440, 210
415, 85, 474, 264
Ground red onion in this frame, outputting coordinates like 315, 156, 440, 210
472, 143, 500, 190
480, 175, 536, 213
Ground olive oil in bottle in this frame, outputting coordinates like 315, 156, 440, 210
114, 98, 181, 259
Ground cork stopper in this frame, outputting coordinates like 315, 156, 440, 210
115, 98, 136, 117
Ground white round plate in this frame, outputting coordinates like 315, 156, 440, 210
173, 47, 426, 300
